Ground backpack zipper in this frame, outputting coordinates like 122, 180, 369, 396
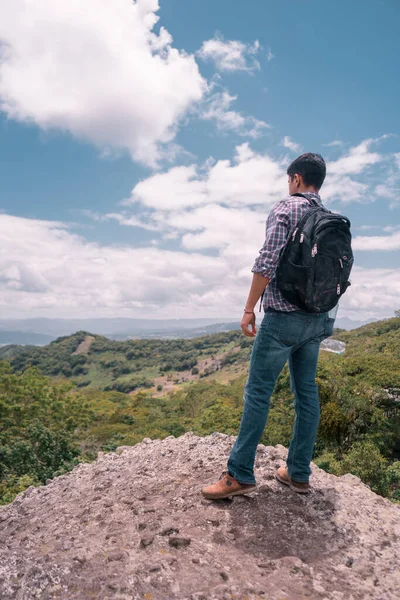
292, 228, 298, 241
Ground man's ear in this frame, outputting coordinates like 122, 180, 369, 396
294, 173, 301, 188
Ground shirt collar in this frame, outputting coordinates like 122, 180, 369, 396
302, 191, 320, 198
290, 191, 321, 202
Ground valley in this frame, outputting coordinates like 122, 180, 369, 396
1, 316, 399, 505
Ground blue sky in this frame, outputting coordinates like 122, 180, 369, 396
0, 0, 399, 320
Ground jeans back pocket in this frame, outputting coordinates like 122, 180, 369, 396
278, 314, 312, 346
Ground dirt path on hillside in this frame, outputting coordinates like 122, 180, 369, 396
73, 336, 95, 355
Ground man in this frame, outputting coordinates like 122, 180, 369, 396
202, 153, 337, 499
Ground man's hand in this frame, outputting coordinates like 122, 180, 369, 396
241, 311, 257, 337
241, 273, 269, 337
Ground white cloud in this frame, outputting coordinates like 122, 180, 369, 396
198, 35, 261, 73
106, 138, 400, 263
338, 266, 400, 319
266, 49, 274, 62
108, 139, 400, 323
374, 151, 400, 207
357, 225, 382, 231
282, 136, 302, 153
1, 136, 400, 320
0, 0, 205, 166
383, 225, 400, 233
0, 213, 230, 318
128, 138, 399, 216
323, 138, 387, 203
375, 183, 397, 199
104, 213, 159, 231
353, 231, 400, 251
322, 176, 368, 203
130, 165, 208, 210
1, 213, 399, 322
129, 143, 286, 212
201, 90, 269, 138
170, 204, 265, 251
324, 140, 344, 147
328, 139, 382, 176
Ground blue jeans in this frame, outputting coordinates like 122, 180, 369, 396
227, 308, 335, 484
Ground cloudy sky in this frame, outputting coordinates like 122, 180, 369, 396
0, 0, 399, 322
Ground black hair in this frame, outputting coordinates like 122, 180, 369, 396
287, 153, 326, 190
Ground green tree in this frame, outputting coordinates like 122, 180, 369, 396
0, 363, 91, 504
340, 441, 391, 496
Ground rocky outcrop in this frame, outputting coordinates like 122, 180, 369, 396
0, 432, 399, 599
320, 339, 346, 354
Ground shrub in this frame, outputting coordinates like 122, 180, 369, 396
0, 474, 39, 505
340, 441, 390, 496
72, 365, 88, 376
76, 380, 90, 388
314, 451, 342, 475
120, 414, 135, 425
319, 402, 349, 445
100, 434, 126, 452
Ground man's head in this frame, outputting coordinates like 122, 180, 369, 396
287, 153, 326, 195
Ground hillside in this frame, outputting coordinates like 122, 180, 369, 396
335, 317, 400, 357
5, 317, 400, 397
1, 318, 400, 507
332, 318, 400, 390
6, 329, 252, 394
1, 433, 399, 600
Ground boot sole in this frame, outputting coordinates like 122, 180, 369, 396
202, 485, 257, 500
275, 473, 310, 494
275, 473, 291, 487
290, 483, 310, 494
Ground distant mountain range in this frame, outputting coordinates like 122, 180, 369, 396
0, 331, 56, 346
0, 315, 379, 346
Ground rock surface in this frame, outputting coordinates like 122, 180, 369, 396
0, 432, 399, 600
320, 339, 346, 354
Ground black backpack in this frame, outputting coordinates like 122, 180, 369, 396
275, 193, 354, 313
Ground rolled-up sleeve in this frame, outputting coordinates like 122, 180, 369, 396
251, 201, 290, 280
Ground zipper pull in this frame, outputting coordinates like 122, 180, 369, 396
292, 228, 298, 241
339, 258, 343, 268
337, 284, 341, 295
300, 233, 304, 243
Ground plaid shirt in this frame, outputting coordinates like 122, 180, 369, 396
252, 192, 323, 312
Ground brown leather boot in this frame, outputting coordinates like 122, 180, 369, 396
202, 471, 257, 500
275, 466, 310, 494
